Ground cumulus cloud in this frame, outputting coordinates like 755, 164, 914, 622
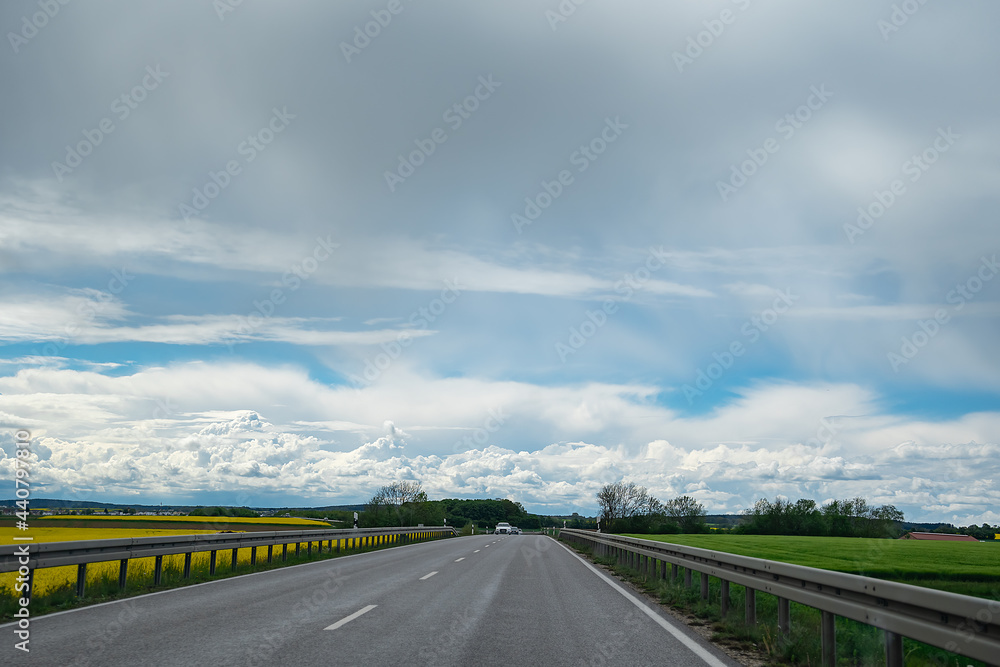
1, 362, 997, 521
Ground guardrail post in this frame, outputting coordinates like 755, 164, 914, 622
210, 550, 217, 574
684, 567, 692, 589
282, 544, 288, 561
778, 597, 790, 635
27, 569, 34, 601
184, 552, 192, 578
821, 611, 836, 666
295, 542, 301, 557
700, 572, 709, 600
336, 539, 341, 553
118, 558, 128, 590
231, 548, 238, 570
884, 630, 903, 667
154, 555, 163, 586
745, 586, 756, 625
250, 546, 257, 565
76, 563, 87, 597
267, 545, 273, 563
720, 580, 730, 616
307, 541, 312, 556
659, 560, 667, 580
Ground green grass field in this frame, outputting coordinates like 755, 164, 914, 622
598, 534, 999, 666
624, 533, 1000, 599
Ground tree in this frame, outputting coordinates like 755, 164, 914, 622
365, 481, 429, 527
597, 481, 661, 533
663, 495, 707, 533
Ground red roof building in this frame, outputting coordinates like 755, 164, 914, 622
900, 532, 979, 541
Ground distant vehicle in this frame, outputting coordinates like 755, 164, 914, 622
511, 526, 521, 535
495, 522, 512, 534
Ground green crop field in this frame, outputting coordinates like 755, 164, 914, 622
625, 534, 1000, 599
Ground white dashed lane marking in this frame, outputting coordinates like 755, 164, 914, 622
324, 605, 377, 631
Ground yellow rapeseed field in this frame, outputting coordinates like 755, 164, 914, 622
36, 515, 327, 526
1, 527, 225, 596
1, 525, 377, 597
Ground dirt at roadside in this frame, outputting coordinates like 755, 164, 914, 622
589, 558, 769, 667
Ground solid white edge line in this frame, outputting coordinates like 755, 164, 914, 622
554, 540, 729, 667
324, 604, 377, 631
420, 571, 438, 580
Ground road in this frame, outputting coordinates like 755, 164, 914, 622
3, 534, 741, 666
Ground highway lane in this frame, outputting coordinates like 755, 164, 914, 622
3, 534, 741, 666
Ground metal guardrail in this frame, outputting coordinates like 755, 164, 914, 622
559, 529, 1000, 667
1, 526, 458, 597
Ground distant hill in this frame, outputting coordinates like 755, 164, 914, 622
0, 498, 367, 512
0, 498, 193, 511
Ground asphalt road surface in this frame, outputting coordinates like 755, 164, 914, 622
3, 534, 741, 666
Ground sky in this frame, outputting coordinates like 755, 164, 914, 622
0, 0, 998, 523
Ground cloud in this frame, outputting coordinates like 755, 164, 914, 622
0, 290, 434, 347
1, 362, 997, 522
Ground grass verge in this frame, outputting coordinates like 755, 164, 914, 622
561, 536, 993, 667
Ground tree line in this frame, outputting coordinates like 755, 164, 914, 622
361, 481, 551, 530
596, 481, 708, 534
734, 496, 905, 538
595, 482, 912, 539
